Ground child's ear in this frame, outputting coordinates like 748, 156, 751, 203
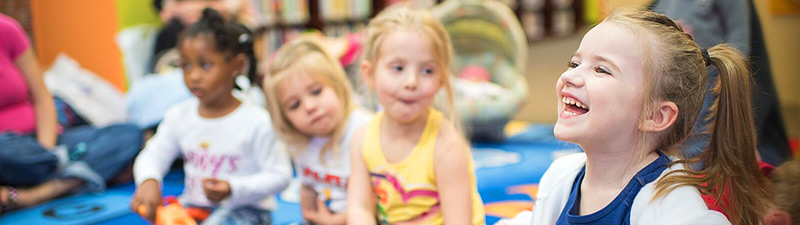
640, 101, 678, 132
360, 60, 375, 89
234, 53, 246, 76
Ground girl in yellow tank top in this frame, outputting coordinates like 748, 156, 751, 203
361, 109, 484, 224
347, 5, 485, 225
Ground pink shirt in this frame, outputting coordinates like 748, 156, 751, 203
0, 13, 36, 135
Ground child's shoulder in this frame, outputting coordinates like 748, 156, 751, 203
432, 118, 470, 158
538, 153, 586, 188
164, 98, 200, 118
631, 162, 731, 224
348, 119, 369, 157
435, 118, 464, 142
237, 101, 271, 120
549, 153, 587, 171
634, 180, 730, 224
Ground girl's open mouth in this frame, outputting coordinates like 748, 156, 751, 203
562, 96, 589, 116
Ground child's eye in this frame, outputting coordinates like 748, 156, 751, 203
595, 67, 611, 75
567, 61, 579, 68
311, 87, 322, 96
180, 63, 191, 71
392, 65, 404, 72
288, 101, 300, 110
201, 62, 212, 70
422, 68, 434, 75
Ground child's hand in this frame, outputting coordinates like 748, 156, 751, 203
130, 179, 162, 222
202, 178, 231, 202
300, 185, 318, 212
303, 200, 339, 225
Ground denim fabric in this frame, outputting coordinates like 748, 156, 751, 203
0, 133, 59, 187
201, 206, 271, 225
0, 124, 142, 191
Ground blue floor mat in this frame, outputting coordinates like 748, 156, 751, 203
0, 124, 576, 225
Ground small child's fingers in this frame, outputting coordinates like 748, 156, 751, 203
137, 204, 147, 216
202, 182, 222, 195
203, 188, 214, 198
204, 189, 223, 202
133, 201, 156, 222
315, 200, 328, 212
129, 197, 140, 213
202, 179, 223, 191
302, 208, 316, 221
145, 204, 157, 222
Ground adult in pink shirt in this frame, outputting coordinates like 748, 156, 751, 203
0, 13, 142, 214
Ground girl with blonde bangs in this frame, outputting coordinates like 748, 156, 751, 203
263, 37, 372, 225
348, 4, 484, 225
360, 3, 458, 124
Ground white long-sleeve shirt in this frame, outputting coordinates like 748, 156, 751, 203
133, 99, 292, 209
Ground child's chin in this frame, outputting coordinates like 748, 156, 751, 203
387, 109, 425, 123
553, 125, 578, 142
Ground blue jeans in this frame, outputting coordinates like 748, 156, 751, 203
182, 203, 272, 225
0, 124, 142, 191
201, 207, 271, 225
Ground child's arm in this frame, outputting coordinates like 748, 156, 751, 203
347, 125, 377, 225
225, 125, 292, 205
131, 108, 182, 221
434, 124, 476, 225
132, 107, 182, 187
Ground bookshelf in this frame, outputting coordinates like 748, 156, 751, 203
252, 0, 583, 55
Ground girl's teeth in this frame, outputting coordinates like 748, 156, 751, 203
563, 96, 588, 109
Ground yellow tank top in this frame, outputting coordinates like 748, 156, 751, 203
362, 108, 485, 225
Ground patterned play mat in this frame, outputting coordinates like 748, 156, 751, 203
0, 122, 580, 225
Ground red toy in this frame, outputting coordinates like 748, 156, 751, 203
137, 196, 211, 225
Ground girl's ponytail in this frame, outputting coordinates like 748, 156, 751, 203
701, 43, 771, 225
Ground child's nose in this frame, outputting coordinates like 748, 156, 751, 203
303, 99, 318, 112
560, 69, 584, 87
188, 70, 202, 83
403, 74, 418, 90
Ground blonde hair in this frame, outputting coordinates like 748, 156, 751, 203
361, 4, 458, 123
263, 37, 354, 161
605, 8, 772, 225
772, 158, 800, 225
